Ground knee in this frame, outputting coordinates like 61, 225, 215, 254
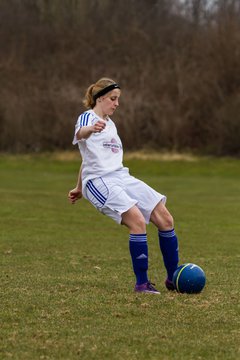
122, 207, 146, 233
133, 213, 146, 233
162, 213, 174, 230
151, 204, 174, 230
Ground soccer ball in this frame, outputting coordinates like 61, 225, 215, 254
173, 263, 206, 294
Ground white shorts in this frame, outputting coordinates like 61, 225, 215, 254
83, 167, 166, 224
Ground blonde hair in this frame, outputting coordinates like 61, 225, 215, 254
83, 78, 118, 109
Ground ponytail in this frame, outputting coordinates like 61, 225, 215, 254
82, 78, 117, 109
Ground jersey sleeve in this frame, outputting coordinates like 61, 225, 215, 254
72, 112, 92, 145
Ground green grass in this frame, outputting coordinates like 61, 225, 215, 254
0, 154, 240, 360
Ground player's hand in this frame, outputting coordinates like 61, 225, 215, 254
68, 188, 82, 204
92, 120, 106, 133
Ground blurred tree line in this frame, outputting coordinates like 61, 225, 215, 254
0, 0, 240, 155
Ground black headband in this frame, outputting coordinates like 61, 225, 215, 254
93, 83, 120, 101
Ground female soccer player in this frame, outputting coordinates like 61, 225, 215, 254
68, 78, 179, 294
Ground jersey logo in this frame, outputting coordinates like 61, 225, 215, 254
103, 138, 122, 153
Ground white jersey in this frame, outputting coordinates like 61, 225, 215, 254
72, 109, 124, 191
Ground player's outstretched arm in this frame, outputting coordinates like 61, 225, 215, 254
76, 120, 106, 140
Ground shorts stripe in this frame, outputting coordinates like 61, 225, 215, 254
86, 180, 107, 205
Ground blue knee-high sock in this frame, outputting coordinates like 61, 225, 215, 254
158, 229, 179, 281
129, 234, 148, 285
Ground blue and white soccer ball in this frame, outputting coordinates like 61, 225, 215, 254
173, 263, 206, 294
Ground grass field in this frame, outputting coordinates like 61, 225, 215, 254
0, 153, 239, 360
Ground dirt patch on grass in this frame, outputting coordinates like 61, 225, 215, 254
124, 151, 198, 161
47, 150, 199, 162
